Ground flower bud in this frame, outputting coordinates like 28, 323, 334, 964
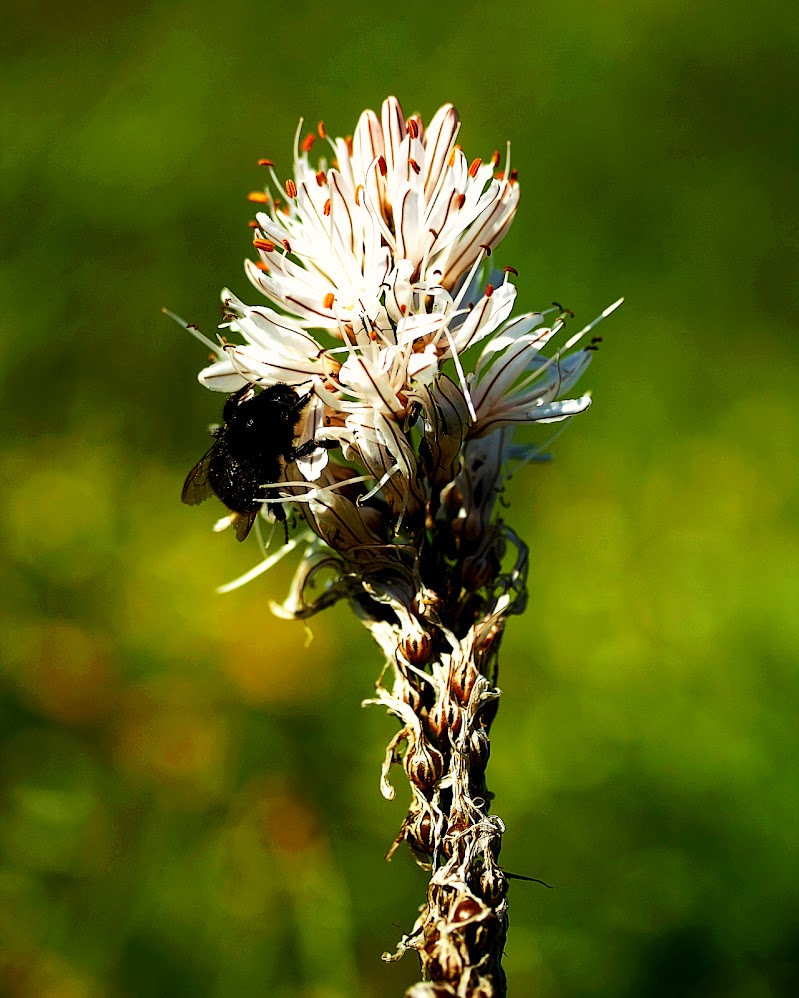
401, 628, 432, 667
427, 695, 462, 742
406, 740, 445, 796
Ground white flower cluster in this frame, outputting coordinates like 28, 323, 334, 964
182, 96, 619, 570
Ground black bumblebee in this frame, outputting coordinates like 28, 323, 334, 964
182, 383, 325, 541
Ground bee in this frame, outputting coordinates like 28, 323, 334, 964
182, 383, 328, 541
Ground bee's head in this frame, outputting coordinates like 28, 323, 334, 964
223, 384, 257, 423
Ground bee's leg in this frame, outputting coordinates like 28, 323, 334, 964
292, 392, 314, 415
292, 438, 338, 459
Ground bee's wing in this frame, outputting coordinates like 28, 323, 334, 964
230, 509, 258, 542
182, 447, 216, 506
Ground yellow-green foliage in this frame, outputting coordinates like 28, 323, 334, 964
1, 1, 797, 995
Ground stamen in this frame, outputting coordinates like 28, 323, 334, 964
253, 239, 275, 252
216, 535, 306, 594
378, 155, 388, 177
162, 308, 223, 356
503, 265, 519, 277
301, 133, 316, 153
317, 120, 327, 139
409, 158, 421, 175
247, 191, 270, 203
323, 292, 335, 309
408, 118, 419, 139
257, 158, 274, 167
560, 297, 623, 353
285, 179, 298, 199
442, 325, 477, 423
315, 169, 327, 186
357, 465, 402, 505
468, 158, 482, 178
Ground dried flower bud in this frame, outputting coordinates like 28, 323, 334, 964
451, 658, 478, 704
451, 897, 484, 924
401, 629, 432, 667
427, 695, 462, 742
469, 727, 491, 772
478, 864, 507, 906
406, 739, 445, 795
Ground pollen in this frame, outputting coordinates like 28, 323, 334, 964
253, 238, 275, 252
247, 191, 270, 204
285, 179, 298, 199
301, 133, 316, 153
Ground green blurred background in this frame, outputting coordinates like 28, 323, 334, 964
2, 1, 798, 995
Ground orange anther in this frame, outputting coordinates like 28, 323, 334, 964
317, 120, 327, 139
247, 191, 270, 203
408, 118, 419, 139
378, 155, 388, 177
323, 198, 331, 216
485, 284, 495, 297
503, 265, 519, 276
258, 158, 274, 167
253, 239, 275, 252
323, 292, 335, 309
285, 179, 297, 198
409, 158, 421, 175
315, 169, 327, 186
468, 158, 482, 178
301, 133, 316, 153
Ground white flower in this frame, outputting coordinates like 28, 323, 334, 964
175, 95, 619, 573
